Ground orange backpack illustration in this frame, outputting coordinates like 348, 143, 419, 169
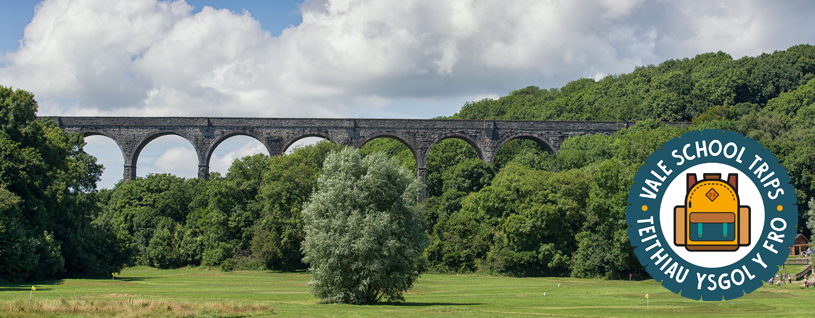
674, 173, 750, 251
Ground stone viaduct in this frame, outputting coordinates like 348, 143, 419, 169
49, 117, 635, 196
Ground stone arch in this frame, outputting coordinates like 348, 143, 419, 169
420, 134, 485, 200
81, 132, 127, 188
356, 133, 418, 162
204, 131, 271, 168
425, 134, 485, 163
81, 130, 118, 143
282, 133, 338, 154
80, 130, 125, 161
491, 134, 555, 165
129, 130, 198, 168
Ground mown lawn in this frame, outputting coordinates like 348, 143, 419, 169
1, 266, 814, 317
777, 264, 810, 275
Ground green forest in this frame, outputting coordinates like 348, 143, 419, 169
2, 44, 815, 282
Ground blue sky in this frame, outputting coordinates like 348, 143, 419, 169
1, 0, 813, 188
184, 1, 303, 35
0, 0, 41, 56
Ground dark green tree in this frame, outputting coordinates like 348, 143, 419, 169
426, 139, 480, 198
252, 141, 344, 270
0, 86, 127, 281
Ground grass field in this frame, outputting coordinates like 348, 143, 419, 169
2, 266, 815, 317
778, 264, 810, 275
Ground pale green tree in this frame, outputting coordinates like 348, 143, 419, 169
301, 147, 427, 304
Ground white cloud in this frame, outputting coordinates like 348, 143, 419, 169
2, 0, 813, 119
153, 146, 197, 176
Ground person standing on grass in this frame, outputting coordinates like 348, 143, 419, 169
776, 279, 781, 288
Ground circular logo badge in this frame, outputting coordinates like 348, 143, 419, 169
626, 130, 797, 301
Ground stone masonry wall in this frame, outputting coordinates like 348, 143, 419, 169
49, 116, 636, 199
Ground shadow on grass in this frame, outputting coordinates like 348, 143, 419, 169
0, 278, 61, 290
380, 302, 481, 307
113, 277, 156, 282
0, 276, 156, 290
0, 286, 53, 292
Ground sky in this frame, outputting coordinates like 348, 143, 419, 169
0, 0, 813, 188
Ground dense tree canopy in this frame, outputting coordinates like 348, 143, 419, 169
448, 45, 815, 122
95, 141, 346, 272
0, 86, 128, 282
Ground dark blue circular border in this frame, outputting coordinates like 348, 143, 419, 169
626, 129, 797, 301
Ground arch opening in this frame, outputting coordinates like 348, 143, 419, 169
425, 137, 484, 199
135, 134, 198, 179
208, 135, 270, 177
493, 136, 555, 170
428, 135, 484, 162
359, 136, 417, 175
284, 136, 332, 154
83, 135, 124, 189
